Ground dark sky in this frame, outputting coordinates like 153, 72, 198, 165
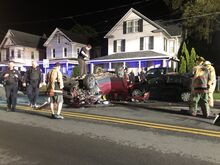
0, 0, 170, 38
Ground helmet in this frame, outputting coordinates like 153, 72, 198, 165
204, 61, 212, 66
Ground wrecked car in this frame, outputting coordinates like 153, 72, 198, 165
63, 67, 149, 107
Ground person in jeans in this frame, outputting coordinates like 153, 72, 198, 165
78, 44, 92, 78
23, 60, 42, 108
1, 61, 21, 112
46, 62, 64, 119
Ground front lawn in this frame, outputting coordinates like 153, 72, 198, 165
214, 92, 220, 100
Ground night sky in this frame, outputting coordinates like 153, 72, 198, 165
0, 0, 170, 38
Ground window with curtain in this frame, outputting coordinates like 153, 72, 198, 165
140, 36, 154, 50
123, 19, 143, 34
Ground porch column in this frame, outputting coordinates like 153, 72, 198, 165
109, 62, 112, 71
90, 63, 94, 74
162, 59, 167, 67
138, 61, 141, 72
123, 62, 126, 69
66, 62, 68, 75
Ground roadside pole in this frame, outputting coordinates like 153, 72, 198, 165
43, 59, 49, 85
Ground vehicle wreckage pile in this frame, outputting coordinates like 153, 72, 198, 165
63, 68, 149, 107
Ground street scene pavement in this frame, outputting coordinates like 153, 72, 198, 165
0, 86, 220, 165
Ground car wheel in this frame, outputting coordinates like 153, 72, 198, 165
83, 74, 96, 89
116, 67, 125, 78
180, 92, 191, 102
132, 89, 142, 97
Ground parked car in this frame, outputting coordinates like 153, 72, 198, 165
145, 67, 175, 81
131, 72, 192, 102
63, 67, 149, 107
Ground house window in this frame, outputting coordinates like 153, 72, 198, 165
123, 19, 143, 34
6, 49, 9, 60
77, 47, 80, 53
11, 50, 14, 58
140, 36, 154, 50
169, 40, 175, 53
57, 35, 60, 44
51, 49, 56, 58
113, 40, 125, 52
63, 48, 67, 57
31, 52, 34, 59
127, 21, 134, 33
17, 50, 21, 58
164, 38, 167, 52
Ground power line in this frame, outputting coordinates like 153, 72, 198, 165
93, 11, 220, 35
0, 0, 153, 26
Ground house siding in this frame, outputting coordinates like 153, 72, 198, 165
107, 12, 179, 56
45, 33, 86, 60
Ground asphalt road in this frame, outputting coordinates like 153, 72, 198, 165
0, 101, 220, 165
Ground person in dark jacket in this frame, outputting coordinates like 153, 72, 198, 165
78, 44, 92, 78
129, 70, 135, 84
23, 60, 42, 108
1, 61, 21, 112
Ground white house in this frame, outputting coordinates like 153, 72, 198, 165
89, 8, 182, 75
42, 27, 88, 75
0, 29, 46, 71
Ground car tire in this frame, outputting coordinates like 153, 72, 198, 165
132, 89, 142, 97
180, 92, 191, 102
83, 74, 96, 89
116, 67, 125, 78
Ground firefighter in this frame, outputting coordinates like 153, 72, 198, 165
189, 57, 211, 118
203, 61, 216, 107
1, 61, 21, 112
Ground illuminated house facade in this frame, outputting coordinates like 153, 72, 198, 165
0, 29, 46, 71
42, 27, 88, 76
89, 8, 182, 75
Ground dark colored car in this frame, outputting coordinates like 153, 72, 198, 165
145, 67, 175, 81
147, 73, 192, 102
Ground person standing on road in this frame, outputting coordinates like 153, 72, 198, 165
189, 56, 211, 118
203, 61, 216, 107
23, 60, 42, 108
129, 70, 135, 84
139, 67, 146, 83
1, 61, 21, 112
46, 62, 64, 119
77, 44, 92, 79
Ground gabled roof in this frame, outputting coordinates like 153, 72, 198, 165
90, 51, 170, 62
43, 28, 88, 46
104, 8, 182, 38
0, 29, 46, 48
155, 21, 182, 36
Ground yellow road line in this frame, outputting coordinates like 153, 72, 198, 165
1, 105, 220, 138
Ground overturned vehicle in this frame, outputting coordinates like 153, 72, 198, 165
63, 67, 149, 107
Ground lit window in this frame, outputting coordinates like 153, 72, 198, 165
126, 19, 140, 33
113, 40, 125, 52
140, 36, 154, 50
